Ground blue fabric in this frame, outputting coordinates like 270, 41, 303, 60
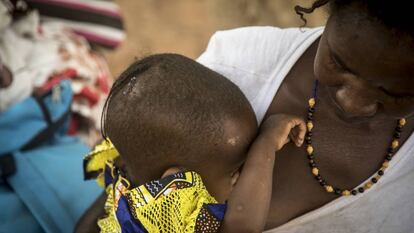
116, 196, 147, 233
104, 164, 114, 187
0, 186, 44, 233
0, 80, 101, 233
0, 80, 72, 155
206, 203, 227, 221
5, 136, 101, 233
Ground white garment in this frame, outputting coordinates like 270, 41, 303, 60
0, 1, 11, 32
197, 26, 414, 233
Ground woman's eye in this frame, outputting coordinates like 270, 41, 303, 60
379, 86, 414, 103
328, 54, 345, 72
328, 52, 355, 74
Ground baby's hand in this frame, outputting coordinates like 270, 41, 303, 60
260, 114, 306, 151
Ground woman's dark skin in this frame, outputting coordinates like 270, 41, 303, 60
263, 4, 414, 229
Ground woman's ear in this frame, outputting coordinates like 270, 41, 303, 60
161, 167, 183, 178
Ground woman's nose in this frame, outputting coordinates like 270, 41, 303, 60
335, 86, 378, 118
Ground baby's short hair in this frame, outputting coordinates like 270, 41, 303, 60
103, 54, 254, 183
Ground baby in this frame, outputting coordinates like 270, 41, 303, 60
76, 54, 305, 233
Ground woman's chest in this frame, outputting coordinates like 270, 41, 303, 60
262, 43, 414, 228
264, 92, 404, 229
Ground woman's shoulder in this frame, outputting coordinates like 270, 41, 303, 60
197, 26, 323, 77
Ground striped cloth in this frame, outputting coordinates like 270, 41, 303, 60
26, 0, 125, 49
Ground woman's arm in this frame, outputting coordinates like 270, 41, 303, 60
74, 192, 107, 233
219, 114, 305, 233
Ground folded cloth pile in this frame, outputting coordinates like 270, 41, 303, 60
0, 2, 114, 145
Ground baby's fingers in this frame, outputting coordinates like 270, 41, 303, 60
289, 118, 306, 147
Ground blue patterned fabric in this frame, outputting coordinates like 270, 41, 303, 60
116, 196, 148, 233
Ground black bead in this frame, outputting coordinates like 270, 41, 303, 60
306, 138, 312, 144
309, 107, 315, 113
319, 180, 327, 186
307, 154, 315, 160
351, 190, 357, 195
395, 127, 402, 133
371, 177, 378, 183
358, 187, 365, 193
316, 174, 322, 180
309, 161, 316, 167
334, 188, 342, 195
394, 132, 401, 139
388, 148, 394, 154
307, 132, 313, 137
307, 115, 313, 121
378, 170, 384, 176
385, 155, 392, 161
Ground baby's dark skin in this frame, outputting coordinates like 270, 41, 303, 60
75, 114, 305, 233
218, 114, 305, 233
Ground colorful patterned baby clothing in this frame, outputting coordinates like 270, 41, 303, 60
84, 140, 227, 233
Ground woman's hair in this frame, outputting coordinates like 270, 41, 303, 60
295, 0, 414, 36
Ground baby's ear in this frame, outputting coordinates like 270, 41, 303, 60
161, 167, 182, 178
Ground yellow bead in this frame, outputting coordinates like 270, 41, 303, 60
391, 140, 399, 149
364, 182, 373, 189
309, 98, 316, 108
307, 145, 314, 155
312, 168, 319, 176
342, 190, 351, 196
325, 185, 334, 193
382, 161, 389, 168
307, 121, 314, 131
399, 118, 406, 126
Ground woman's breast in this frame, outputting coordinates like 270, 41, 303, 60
263, 106, 413, 229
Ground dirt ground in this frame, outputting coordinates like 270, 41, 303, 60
105, 0, 327, 76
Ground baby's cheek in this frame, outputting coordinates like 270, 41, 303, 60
220, 173, 240, 202
209, 176, 234, 203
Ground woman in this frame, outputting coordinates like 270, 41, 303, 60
198, 0, 414, 232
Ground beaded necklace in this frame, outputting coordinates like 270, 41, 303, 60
305, 80, 406, 196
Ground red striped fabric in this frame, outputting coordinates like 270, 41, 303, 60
28, 0, 122, 18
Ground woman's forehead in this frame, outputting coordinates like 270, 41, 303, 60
326, 17, 414, 92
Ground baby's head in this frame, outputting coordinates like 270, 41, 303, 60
103, 54, 257, 202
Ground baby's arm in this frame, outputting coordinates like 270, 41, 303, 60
219, 114, 306, 233
74, 192, 106, 233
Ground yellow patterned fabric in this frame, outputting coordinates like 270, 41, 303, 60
97, 164, 129, 233
125, 171, 220, 232
84, 140, 226, 233
83, 139, 119, 187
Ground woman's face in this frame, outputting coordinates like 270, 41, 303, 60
314, 11, 414, 122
